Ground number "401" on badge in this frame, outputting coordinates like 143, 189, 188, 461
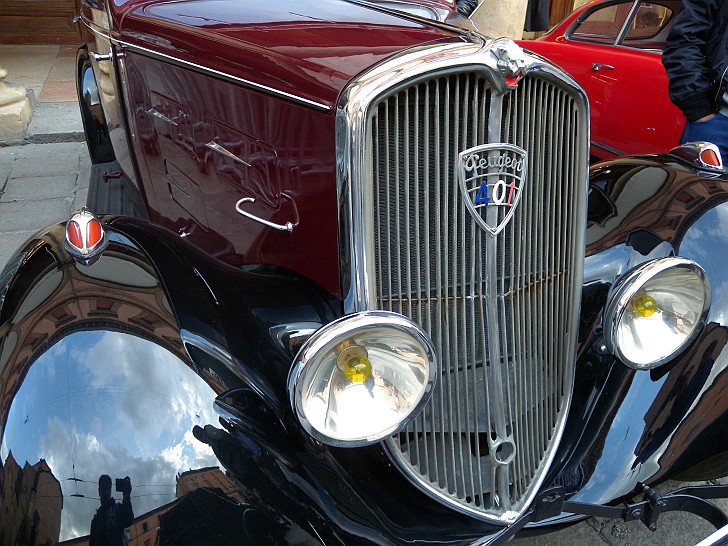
474, 179, 517, 207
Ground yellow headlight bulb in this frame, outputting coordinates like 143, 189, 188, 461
632, 293, 658, 317
336, 343, 373, 383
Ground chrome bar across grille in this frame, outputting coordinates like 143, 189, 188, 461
338, 39, 588, 524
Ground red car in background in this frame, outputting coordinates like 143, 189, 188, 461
518, 0, 683, 162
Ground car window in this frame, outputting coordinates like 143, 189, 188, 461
571, 2, 634, 45
623, 2, 674, 46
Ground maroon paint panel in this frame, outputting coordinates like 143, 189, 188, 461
111, 0, 459, 298
124, 51, 343, 297
117, 0, 455, 109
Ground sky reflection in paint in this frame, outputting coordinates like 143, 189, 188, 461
2, 329, 220, 541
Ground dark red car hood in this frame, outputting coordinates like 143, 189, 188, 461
119, 0, 457, 109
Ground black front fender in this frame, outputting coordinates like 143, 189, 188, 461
545, 155, 728, 510
0, 219, 339, 545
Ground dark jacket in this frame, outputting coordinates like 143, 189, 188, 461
89, 496, 134, 546
455, 0, 478, 17
662, 0, 728, 121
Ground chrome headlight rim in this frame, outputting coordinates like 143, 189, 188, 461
287, 311, 437, 448
604, 257, 710, 370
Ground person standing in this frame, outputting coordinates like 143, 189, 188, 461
89, 475, 134, 546
662, 0, 728, 162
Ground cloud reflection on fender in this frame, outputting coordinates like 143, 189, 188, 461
1, 329, 220, 541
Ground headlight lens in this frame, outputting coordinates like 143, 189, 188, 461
288, 311, 437, 447
604, 257, 710, 369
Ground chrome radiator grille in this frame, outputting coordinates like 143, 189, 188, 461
366, 69, 587, 522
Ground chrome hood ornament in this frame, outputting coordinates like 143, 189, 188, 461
458, 143, 528, 236
491, 40, 528, 90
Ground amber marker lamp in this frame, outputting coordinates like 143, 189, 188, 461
604, 257, 710, 369
64, 208, 108, 265
288, 311, 437, 447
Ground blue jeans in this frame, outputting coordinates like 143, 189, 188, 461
681, 112, 728, 165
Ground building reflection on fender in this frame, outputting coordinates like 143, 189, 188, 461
0, 230, 265, 545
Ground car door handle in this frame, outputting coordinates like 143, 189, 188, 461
91, 52, 112, 62
592, 63, 615, 72
235, 197, 297, 233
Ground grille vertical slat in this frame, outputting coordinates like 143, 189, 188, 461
369, 68, 585, 522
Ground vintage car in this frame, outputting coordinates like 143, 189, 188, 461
2, 0, 728, 544
516, 0, 684, 162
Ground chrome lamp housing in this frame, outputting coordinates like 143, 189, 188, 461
288, 311, 437, 447
604, 257, 711, 370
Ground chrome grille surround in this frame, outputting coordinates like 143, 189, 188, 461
336, 37, 589, 524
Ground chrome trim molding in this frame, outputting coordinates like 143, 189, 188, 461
114, 37, 332, 112
336, 37, 589, 524
146, 107, 179, 126
591, 140, 626, 157
345, 0, 477, 35
80, 14, 112, 39
205, 141, 252, 166
83, 20, 331, 111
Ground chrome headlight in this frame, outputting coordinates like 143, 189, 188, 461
288, 311, 437, 447
604, 257, 710, 369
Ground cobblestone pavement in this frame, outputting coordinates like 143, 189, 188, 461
0, 141, 90, 270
